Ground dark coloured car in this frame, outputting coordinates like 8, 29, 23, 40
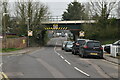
78, 40, 103, 58
72, 39, 89, 55
104, 40, 120, 54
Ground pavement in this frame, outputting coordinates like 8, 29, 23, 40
104, 54, 120, 65
0, 47, 41, 56
0, 47, 40, 79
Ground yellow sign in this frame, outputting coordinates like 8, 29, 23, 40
53, 24, 58, 29
79, 31, 85, 37
28, 30, 33, 36
23, 39, 26, 44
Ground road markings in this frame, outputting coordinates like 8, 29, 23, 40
1, 72, 10, 80
74, 67, 90, 77
102, 60, 118, 66
57, 53, 60, 56
60, 56, 64, 59
54, 40, 91, 77
54, 42, 61, 56
0, 63, 3, 67
64, 60, 71, 65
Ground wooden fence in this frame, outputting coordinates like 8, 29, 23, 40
0, 37, 27, 49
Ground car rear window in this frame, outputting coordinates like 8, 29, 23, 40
87, 42, 100, 48
78, 40, 85, 45
67, 42, 73, 45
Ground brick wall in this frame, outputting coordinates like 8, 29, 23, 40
1, 37, 27, 49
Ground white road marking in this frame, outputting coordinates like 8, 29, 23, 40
54, 42, 61, 56
57, 53, 60, 56
74, 67, 90, 77
0, 63, 3, 67
60, 56, 64, 59
102, 60, 118, 66
64, 60, 71, 65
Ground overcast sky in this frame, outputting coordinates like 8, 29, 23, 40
8, 0, 119, 17
8, 0, 119, 2
8, 0, 89, 2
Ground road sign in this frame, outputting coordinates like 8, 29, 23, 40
23, 39, 26, 44
28, 30, 33, 36
53, 24, 58, 29
79, 31, 85, 37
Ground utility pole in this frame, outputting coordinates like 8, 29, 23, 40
27, 17, 30, 47
3, 13, 9, 50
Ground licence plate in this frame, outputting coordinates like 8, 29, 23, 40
90, 53, 98, 55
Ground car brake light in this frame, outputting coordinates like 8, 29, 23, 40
100, 47, 103, 50
84, 46, 88, 48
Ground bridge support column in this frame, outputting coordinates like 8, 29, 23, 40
71, 31, 79, 41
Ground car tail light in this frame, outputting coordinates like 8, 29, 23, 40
84, 46, 88, 48
76, 43, 80, 46
100, 47, 103, 50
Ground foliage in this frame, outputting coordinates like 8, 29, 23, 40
81, 1, 119, 44
62, 1, 87, 20
8, 1, 50, 46
2, 48, 21, 52
82, 18, 119, 43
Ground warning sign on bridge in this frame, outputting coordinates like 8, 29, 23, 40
53, 24, 58, 29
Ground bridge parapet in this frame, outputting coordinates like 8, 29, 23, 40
42, 20, 96, 24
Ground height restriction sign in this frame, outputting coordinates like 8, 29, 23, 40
79, 31, 85, 37
28, 30, 33, 36
53, 24, 58, 29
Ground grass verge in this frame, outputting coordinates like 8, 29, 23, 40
1, 48, 21, 53
101, 39, 118, 45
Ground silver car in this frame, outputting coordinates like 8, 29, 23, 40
62, 41, 69, 50
64, 41, 74, 52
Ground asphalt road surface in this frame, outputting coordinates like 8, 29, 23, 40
2, 37, 119, 78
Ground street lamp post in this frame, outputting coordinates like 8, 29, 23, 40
3, 13, 9, 51
27, 17, 30, 47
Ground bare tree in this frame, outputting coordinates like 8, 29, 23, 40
89, 0, 118, 19
12, 0, 49, 45
117, 1, 120, 19
0, 0, 2, 34
12, 0, 49, 34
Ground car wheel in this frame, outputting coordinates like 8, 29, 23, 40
80, 50, 85, 58
65, 50, 68, 52
72, 50, 74, 54
99, 55, 103, 59
74, 50, 77, 55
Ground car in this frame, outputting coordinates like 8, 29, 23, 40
72, 39, 89, 55
64, 41, 74, 52
78, 40, 103, 58
104, 40, 120, 54
62, 41, 69, 50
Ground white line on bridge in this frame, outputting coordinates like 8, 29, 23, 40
74, 67, 90, 77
